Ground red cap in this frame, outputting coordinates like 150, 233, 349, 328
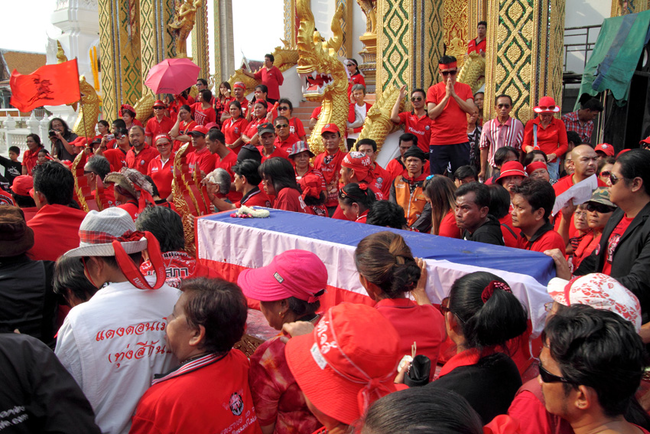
237, 250, 327, 303
341, 152, 373, 182
190, 125, 209, 136
71, 137, 88, 147
320, 124, 340, 135
11, 175, 33, 196
285, 303, 400, 425
497, 161, 527, 183
595, 143, 615, 157
204, 122, 219, 131
120, 104, 136, 115
617, 148, 631, 158
640, 137, 650, 145
533, 96, 560, 114
525, 161, 548, 176
153, 100, 166, 108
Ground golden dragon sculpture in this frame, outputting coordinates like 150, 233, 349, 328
73, 76, 101, 138
457, 52, 486, 94
296, 0, 348, 155
353, 85, 403, 154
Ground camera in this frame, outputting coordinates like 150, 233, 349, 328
106, 134, 115, 141
48, 129, 57, 137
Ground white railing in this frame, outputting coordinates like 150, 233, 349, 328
0, 112, 53, 162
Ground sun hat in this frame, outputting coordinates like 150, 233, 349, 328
153, 100, 166, 108
525, 161, 548, 176
587, 187, 616, 208
403, 146, 428, 162
496, 161, 527, 183
64, 207, 167, 290
321, 123, 340, 135
257, 122, 275, 136
105, 172, 138, 201
341, 152, 373, 183
287, 141, 315, 158
0, 206, 34, 257
190, 125, 209, 136
546, 273, 641, 332
11, 175, 33, 197
237, 249, 327, 303
595, 143, 615, 157
533, 96, 560, 114
285, 303, 400, 425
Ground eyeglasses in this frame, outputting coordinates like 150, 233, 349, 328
586, 202, 616, 213
278, 106, 290, 111
275, 124, 289, 129
609, 172, 622, 185
498, 104, 511, 108
411, 97, 423, 102
600, 171, 610, 178
441, 70, 458, 76
153, 107, 164, 110
539, 364, 571, 384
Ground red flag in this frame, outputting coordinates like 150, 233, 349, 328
10, 59, 80, 112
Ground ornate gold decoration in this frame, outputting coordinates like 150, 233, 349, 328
56, 41, 68, 63
443, 0, 469, 66
226, 43, 299, 96
457, 52, 485, 94
73, 76, 101, 138
72, 150, 105, 213
134, 92, 155, 124
356, 0, 377, 92
354, 85, 402, 153
191, 0, 210, 77
296, 0, 348, 156
169, 0, 203, 58
357, 0, 377, 33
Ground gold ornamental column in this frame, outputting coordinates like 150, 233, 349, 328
484, 0, 565, 125
98, 0, 142, 121
192, 2, 210, 79
376, 0, 445, 98
612, 0, 650, 16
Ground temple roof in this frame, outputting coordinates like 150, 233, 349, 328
0, 50, 47, 83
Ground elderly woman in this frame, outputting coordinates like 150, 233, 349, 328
104, 168, 155, 221
130, 278, 260, 434
237, 250, 326, 434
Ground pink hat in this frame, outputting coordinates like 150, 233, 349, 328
525, 161, 548, 176
595, 143, 615, 157
321, 123, 340, 135
237, 249, 328, 303
285, 303, 400, 425
496, 161, 527, 183
341, 151, 373, 183
546, 273, 642, 332
533, 96, 560, 114
190, 125, 209, 136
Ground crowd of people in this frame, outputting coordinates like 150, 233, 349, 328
2, 44, 650, 434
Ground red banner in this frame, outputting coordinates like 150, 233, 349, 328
10, 59, 80, 112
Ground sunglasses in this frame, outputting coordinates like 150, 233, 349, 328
275, 124, 289, 129
537, 106, 556, 111
539, 364, 571, 384
600, 171, 610, 178
153, 107, 165, 110
278, 106, 290, 111
586, 203, 615, 213
609, 172, 622, 185
498, 104, 511, 108
641, 143, 650, 150
441, 70, 458, 76
411, 97, 423, 102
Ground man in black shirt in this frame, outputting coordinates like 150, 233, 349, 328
456, 182, 504, 246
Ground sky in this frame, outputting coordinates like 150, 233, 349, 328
0, 0, 284, 66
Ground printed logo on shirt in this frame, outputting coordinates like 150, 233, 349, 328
140, 160, 145, 165
229, 392, 244, 416
607, 233, 622, 264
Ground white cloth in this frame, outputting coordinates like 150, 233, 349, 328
348, 103, 367, 140
55, 279, 181, 434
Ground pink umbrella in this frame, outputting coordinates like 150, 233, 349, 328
145, 58, 201, 95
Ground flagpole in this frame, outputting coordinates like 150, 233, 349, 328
75, 58, 89, 142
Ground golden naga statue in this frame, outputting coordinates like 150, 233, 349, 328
457, 52, 486, 94
226, 42, 299, 95
354, 85, 403, 153
73, 76, 100, 138
134, 92, 155, 124
356, 0, 377, 35
296, 0, 348, 155
169, 0, 203, 58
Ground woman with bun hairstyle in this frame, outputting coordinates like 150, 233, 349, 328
355, 231, 446, 366
338, 182, 376, 223
424, 271, 527, 423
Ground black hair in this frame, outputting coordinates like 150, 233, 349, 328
8, 146, 20, 155
32, 161, 74, 205
233, 159, 262, 185
566, 131, 582, 146
453, 165, 477, 182
578, 93, 604, 112
26, 134, 41, 147
448, 271, 527, 350
487, 184, 511, 219
287, 296, 320, 319
229, 100, 243, 115
399, 133, 418, 146
278, 98, 293, 112
356, 138, 377, 153
513, 178, 555, 222
86, 155, 111, 180
98, 120, 110, 129
200, 89, 212, 103
265, 53, 274, 63
91, 252, 143, 271
180, 278, 248, 354
338, 182, 376, 213
494, 146, 520, 167
179, 104, 192, 114
219, 81, 231, 91
142, 175, 160, 198
37, 149, 49, 156
255, 84, 268, 94
120, 106, 136, 118
523, 149, 548, 166
48, 118, 71, 136
477, 21, 487, 27
411, 88, 426, 98
259, 157, 300, 195
366, 201, 407, 229
617, 149, 650, 195
355, 231, 420, 298
494, 94, 513, 106
439, 55, 457, 65
53, 255, 98, 305
364, 387, 483, 434
274, 116, 289, 126
455, 182, 490, 208
197, 78, 208, 86
208, 129, 225, 144
135, 206, 185, 253
11, 193, 35, 208
543, 305, 646, 418
112, 119, 127, 130
129, 125, 146, 136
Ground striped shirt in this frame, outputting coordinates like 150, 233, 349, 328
479, 116, 525, 168
561, 110, 594, 143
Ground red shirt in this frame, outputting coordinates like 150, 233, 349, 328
214, 96, 234, 127
173, 120, 196, 151
288, 117, 306, 138
27, 204, 87, 261
20, 206, 38, 222
147, 154, 175, 200
552, 175, 606, 235
118, 200, 140, 221
519, 223, 566, 253
104, 148, 129, 172
243, 117, 264, 142
499, 214, 520, 248
348, 102, 373, 134
254, 66, 284, 100
191, 103, 217, 126
273, 188, 314, 214
396, 111, 434, 152
274, 134, 299, 154
574, 232, 600, 269
22, 147, 43, 175
467, 37, 486, 54
426, 82, 474, 145
126, 145, 159, 175
370, 163, 392, 199
141, 250, 222, 289
523, 118, 569, 161
186, 147, 215, 175
602, 215, 634, 275
258, 146, 289, 163
310, 106, 321, 120
507, 379, 573, 434
438, 209, 462, 238
375, 298, 446, 366
223, 117, 249, 153
313, 151, 347, 207
237, 187, 272, 208
145, 116, 174, 138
